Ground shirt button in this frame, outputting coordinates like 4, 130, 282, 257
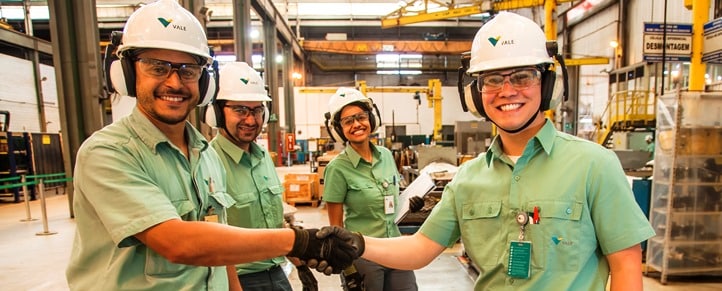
509, 278, 515, 284
469, 209, 475, 216
566, 208, 572, 214
514, 176, 520, 181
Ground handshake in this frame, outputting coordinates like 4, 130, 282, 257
287, 226, 365, 275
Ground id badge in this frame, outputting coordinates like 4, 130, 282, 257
508, 240, 531, 279
384, 196, 395, 214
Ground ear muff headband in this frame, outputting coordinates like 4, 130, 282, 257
103, 31, 123, 95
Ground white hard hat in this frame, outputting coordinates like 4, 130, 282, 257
215, 62, 271, 102
205, 62, 270, 128
645, 135, 653, 141
327, 87, 372, 121
467, 12, 553, 75
116, 0, 212, 65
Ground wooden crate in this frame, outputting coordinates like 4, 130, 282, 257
285, 173, 319, 183
285, 173, 320, 199
283, 180, 316, 207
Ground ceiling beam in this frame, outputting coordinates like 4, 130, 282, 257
302, 40, 471, 55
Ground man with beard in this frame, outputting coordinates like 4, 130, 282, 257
206, 62, 317, 291
67, 1, 358, 290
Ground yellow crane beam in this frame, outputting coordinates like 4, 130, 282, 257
300, 80, 445, 142
302, 40, 471, 55
357, 79, 445, 141
382, 0, 573, 28
564, 57, 609, 66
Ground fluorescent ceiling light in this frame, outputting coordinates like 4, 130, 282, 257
377, 70, 422, 75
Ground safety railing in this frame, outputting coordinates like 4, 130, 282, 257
593, 90, 656, 146
0, 173, 72, 236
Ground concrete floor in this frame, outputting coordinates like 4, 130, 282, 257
0, 164, 720, 290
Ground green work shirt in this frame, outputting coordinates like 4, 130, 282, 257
210, 134, 286, 275
419, 119, 655, 290
67, 108, 235, 291
323, 143, 401, 238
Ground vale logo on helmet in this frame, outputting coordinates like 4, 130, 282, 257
487, 36, 514, 47
157, 18, 186, 31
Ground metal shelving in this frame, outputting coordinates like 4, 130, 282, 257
646, 91, 722, 284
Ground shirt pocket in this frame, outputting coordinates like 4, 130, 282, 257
268, 185, 284, 198
228, 191, 258, 228
347, 182, 380, 204
526, 200, 583, 271
208, 191, 234, 224
460, 201, 503, 267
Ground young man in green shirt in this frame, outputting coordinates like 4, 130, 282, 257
322, 12, 655, 291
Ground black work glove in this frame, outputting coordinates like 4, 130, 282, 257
409, 196, 424, 212
296, 265, 318, 291
317, 226, 365, 258
288, 227, 359, 275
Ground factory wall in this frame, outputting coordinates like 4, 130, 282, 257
0, 53, 60, 133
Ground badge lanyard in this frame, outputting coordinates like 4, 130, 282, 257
508, 211, 531, 279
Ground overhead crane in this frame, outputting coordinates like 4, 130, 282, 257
298, 79, 445, 142
381, 0, 609, 67
357, 79, 444, 142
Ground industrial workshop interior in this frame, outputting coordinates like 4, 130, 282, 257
2, 0, 722, 290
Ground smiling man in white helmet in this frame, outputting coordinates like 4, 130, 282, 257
316, 11, 655, 291
206, 62, 317, 291
67, 1, 359, 290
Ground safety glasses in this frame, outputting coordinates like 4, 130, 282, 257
339, 111, 370, 127
477, 68, 541, 93
225, 105, 265, 119
135, 58, 204, 82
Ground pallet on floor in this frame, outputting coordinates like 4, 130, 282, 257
286, 200, 319, 207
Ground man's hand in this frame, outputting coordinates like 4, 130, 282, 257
287, 227, 360, 275
296, 265, 318, 291
316, 226, 365, 258
409, 196, 424, 212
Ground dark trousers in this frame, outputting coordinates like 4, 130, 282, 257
354, 258, 418, 291
237, 265, 293, 291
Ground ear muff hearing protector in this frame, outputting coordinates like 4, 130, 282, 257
457, 41, 569, 119
105, 31, 218, 107
324, 101, 382, 143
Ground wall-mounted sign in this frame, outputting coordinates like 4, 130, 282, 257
643, 23, 693, 62
703, 17, 722, 64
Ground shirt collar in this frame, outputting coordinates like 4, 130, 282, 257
344, 142, 381, 168
127, 107, 208, 154
484, 119, 556, 166
215, 134, 265, 164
